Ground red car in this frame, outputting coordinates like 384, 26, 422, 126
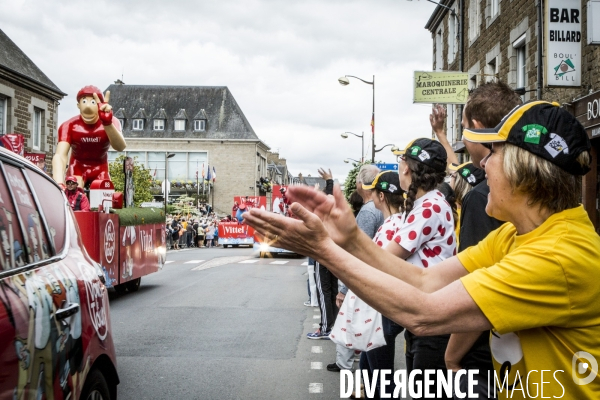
0, 148, 118, 399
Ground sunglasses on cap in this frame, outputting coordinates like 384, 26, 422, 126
66, 180, 77, 184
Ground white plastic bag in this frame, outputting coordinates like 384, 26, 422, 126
330, 289, 386, 352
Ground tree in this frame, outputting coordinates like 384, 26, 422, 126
343, 160, 372, 200
108, 155, 154, 207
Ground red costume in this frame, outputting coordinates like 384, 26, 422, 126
64, 187, 91, 212
58, 116, 121, 185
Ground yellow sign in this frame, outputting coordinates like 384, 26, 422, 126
413, 71, 469, 104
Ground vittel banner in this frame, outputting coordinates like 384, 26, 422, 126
546, 0, 582, 87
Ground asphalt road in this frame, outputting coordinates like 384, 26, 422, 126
108, 246, 407, 399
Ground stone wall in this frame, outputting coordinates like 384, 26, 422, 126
0, 76, 58, 173
434, 0, 600, 105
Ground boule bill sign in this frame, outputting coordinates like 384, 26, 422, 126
413, 71, 469, 104
546, 0, 582, 87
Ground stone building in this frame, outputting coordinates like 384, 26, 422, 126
0, 28, 66, 170
105, 84, 270, 214
425, 0, 600, 230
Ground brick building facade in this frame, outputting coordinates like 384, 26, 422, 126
0, 29, 66, 171
425, 0, 600, 231
106, 84, 271, 215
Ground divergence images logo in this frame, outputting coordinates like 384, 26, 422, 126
554, 59, 576, 78
104, 220, 115, 263
572, 351, 598, 385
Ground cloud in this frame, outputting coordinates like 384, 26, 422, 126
1, 0, 437, 180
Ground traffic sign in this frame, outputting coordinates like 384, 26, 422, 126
375, 163, 398, 171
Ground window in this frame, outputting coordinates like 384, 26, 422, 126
435, 29, 443, 71
26, 169, 66, 254
490, 0, 499, 18
469, 74, 478, 90
32, 109, 42, 150
194, 120, 205, 132
485, 57, 498, 83
4, 164, 50, 264
154, 119, 165, 131
118, 119, 124, 128
174, 120, 185, 131
0, 163, 26, 269
0, 96, 6, 136
448, 10, 458, 64
133, 119, 144, 130
513, 34, 526, 93
469, 0, 481, 42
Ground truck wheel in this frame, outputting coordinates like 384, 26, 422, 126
80, 369, 111, 400
127, 278, 141, 292
114, 284, 127, 295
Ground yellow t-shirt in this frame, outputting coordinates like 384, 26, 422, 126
458, 205, 600, 399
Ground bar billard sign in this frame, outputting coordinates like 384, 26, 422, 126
546, 0, 582, 87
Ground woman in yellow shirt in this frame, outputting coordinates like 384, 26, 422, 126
244, 101, 600, 399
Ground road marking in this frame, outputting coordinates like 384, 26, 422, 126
313, 315, 320, 319
313, 323, 319, 329
311, 346, 322, 353
185, 260, 204, 264
165, 261, 174, 264
270, 261, 288, 265
191, 256, 253, 271
311, 362, 323, 370
309, 383, 323, 393
239, 260, 259, 264
301, 261, 308, 266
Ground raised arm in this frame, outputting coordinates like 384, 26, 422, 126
430, 104, 459, 166
52, 141, 71, 185
244, 202, 490, 335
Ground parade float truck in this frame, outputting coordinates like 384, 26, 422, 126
251, 187, 298, 258
51, 85, 166, 295
73, 181, 166, 294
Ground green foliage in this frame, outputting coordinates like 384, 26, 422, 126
108, 155, 154, 206
171, 196, 200, 218
110, 207, 165, 226
343, 160, 373, 200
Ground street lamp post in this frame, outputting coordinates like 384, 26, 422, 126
338, 75, 375, 162
374, 144, 398, 155
340, 131, 364, 162
164, 152, 176, 215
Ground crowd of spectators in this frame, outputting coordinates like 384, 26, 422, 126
244, 81, 600, 399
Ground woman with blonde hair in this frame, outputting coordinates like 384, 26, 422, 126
244, 102, 600, 398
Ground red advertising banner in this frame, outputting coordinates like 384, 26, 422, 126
233, 196, 266, 210
0, 134, 24, 156
218, 222, 255, 239
98, 213, 120, 287
119, 223, 166, 284
271, 185, 291, 216
24, 152, 46, 171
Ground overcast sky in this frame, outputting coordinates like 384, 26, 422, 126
1, 0, 437, 181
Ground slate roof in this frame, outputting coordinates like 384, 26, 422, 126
105, 84, 261, 141
0, 28, 65, 96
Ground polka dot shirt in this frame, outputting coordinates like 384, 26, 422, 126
392, 190, 456, 268
373, 213, 404, 248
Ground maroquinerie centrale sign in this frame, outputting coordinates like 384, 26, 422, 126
413, 71, 469, 104
546, 0, 582, 87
